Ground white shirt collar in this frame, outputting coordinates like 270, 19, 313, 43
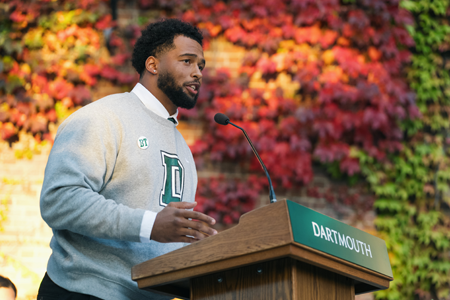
131, 83, 179, 125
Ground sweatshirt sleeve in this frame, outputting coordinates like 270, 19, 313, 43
40, 104, 145, 243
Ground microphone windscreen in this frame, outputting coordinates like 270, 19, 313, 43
214, 113, 230, 125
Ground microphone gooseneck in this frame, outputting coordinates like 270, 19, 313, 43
213, 113, 277, 203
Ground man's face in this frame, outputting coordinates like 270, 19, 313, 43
157, 35, 205, 109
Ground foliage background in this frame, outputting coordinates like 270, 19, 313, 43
0, 0, 449, 299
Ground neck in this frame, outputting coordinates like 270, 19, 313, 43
139, 78, 177, 115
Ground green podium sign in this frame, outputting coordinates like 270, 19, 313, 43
287, 200, 393, 278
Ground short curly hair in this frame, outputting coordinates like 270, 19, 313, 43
132, 18, 203, 76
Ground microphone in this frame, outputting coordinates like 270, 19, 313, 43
214, 113, 277, 203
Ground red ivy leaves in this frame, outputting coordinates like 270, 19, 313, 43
181, 0, 418, 196
1, 0, 419, 225
195, 176, 264, 226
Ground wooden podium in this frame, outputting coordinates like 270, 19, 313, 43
132, 200, 393, 299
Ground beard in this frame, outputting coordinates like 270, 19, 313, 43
157, 70, 198, 109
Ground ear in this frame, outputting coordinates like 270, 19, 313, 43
145, 56, 158, 75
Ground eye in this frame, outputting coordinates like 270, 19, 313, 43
183, 59, 191, 64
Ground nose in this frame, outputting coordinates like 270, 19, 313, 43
192, 65, 202, 80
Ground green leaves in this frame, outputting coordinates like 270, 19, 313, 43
374, 199, 405, 212
38, 9, 99, 32
23, 28, 44, 49
365, 0, 450, 298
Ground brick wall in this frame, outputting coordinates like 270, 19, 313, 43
0, 141, 52, 300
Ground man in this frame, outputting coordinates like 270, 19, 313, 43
38, 19, 217, 300
0, 275, 17, 300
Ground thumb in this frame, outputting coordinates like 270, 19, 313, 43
167, 201, 197, 209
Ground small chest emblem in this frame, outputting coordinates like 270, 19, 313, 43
137, 136, 149, 150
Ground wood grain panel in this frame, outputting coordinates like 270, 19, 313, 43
295, 260, 353, 300
191, 258, 294, 300
138, 245, 293, 289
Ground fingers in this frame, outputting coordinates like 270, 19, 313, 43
178, 209, 216, 226
179, 227, 211, 240
175, 217, 217, 236
167, 201, 216, 226
151, 201, 218, 244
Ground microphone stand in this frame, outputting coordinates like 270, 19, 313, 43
227, 121, 277, 203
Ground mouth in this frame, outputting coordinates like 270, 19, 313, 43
184, 82, 200, 96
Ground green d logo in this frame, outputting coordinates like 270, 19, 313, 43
159, 151, 185, 206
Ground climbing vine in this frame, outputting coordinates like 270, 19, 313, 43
356, 0, 450, 299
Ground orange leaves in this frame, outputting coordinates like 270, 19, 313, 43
294, 25, 322, 45
9, 1, 39, 27
80, 64, 101, 86
43, 32, 59, 51
269, 27, 284, 38
256, 55, 277, 75
95, 14, 116, 30
224, 26, 247, 44
368, 46, 382, 61
322, 50, 335, 65
10, 109, 27, 127
10, 11, 28, 23
46, 109, 57, 123
198, 22, 222, 38
60, 97, 73, 108
83, 64, 101, 76
57, 24, 78, 41
29, 113, 48, 134
321, 30, 338, 48
34, 93, 54, 111
79, 72, 97, 86
0, 1, 140, 145
48, 78, 73, 100
182, 10, 196, 23
57, 25, 100, 48
31, 75, 48, 94
319, 66, 344, 83
332, 46, 366, 78
294, 26, 338, 49
241, 19, 263, 31
0, 122, 17, 140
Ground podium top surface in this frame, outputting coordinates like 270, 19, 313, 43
132, 200, 393, 295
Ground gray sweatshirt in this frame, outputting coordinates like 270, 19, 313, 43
40, 92, 197, 299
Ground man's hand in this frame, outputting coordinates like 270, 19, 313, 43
151, 202, 217, 243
